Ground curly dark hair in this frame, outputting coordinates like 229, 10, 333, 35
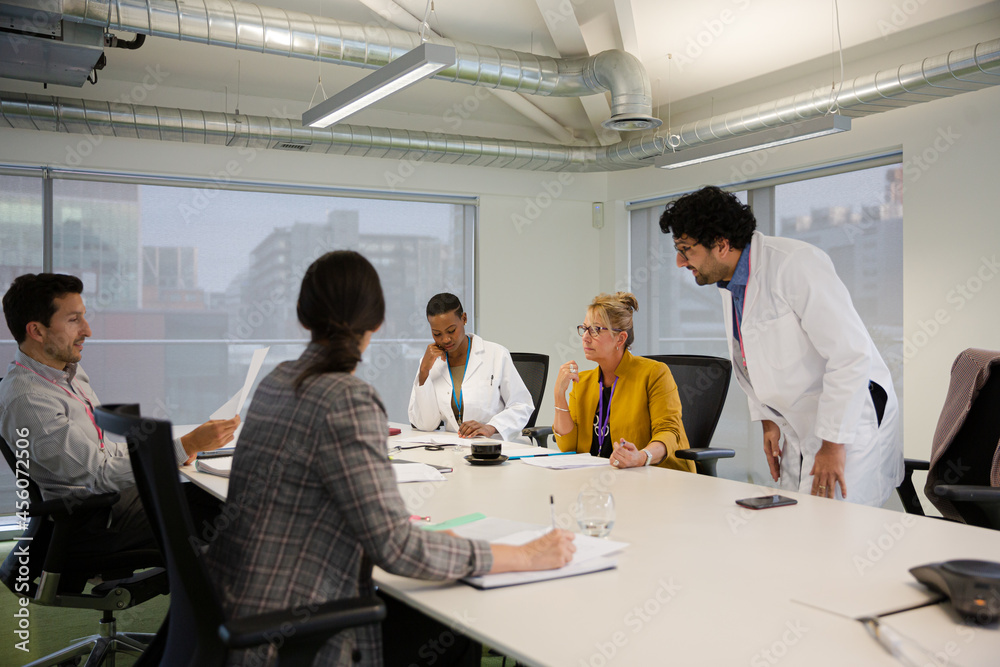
658, 186, 756, 250
3, 273, 84, 345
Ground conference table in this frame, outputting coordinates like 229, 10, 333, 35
181, 427, 1000, 666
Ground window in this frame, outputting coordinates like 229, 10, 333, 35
1, 172, 475, 523
629, 161, 903, 487
0, 175, 44, 523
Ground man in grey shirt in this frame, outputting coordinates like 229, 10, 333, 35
0, 273, 238, 555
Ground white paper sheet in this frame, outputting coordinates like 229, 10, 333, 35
391, 463, 447, 483
211, 347, 270, 420
237, 346, 269, 414
493, 528, 628, 567
518, 453, 610, 469
453, 516, 627, 589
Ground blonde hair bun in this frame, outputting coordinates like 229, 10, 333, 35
614, 291, 638, 313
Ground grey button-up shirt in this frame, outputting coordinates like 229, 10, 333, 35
0, 348, 186, 501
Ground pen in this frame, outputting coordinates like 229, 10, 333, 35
409, 514, 431, 522
507, 451, 576, 460
550, 495, 556, 531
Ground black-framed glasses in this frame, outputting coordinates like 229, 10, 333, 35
673, 240, 702, 261
578, 324, 622, 338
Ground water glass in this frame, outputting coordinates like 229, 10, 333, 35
576, 490, 615, 538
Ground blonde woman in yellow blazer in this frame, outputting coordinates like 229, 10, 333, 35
552, 293, 695, 472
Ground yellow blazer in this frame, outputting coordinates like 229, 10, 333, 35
554, 351, 695, 473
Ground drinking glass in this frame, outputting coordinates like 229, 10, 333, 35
576, 490, 615, 538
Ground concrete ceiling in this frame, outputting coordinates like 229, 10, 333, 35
5, 0, 999, 145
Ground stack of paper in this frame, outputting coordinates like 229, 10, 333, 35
195, 456, 234, 478
450, 517, 627, 589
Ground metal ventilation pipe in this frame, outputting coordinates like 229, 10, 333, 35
663, 38, 1000, 150
1, 40, 998, 172
58, 0, 660, 131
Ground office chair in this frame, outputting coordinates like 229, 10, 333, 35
643, 355, 736, 476
898, 350, 1000, 530
0, 416, 167, 666
511, 352, 549, 429
94, 403, 386, 665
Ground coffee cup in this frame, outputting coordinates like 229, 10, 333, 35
471, 442, 502, 459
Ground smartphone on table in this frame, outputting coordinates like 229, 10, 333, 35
735, 495, 798, 510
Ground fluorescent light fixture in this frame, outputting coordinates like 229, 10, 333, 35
655, 115, 851, 169
302, 43, 457, 128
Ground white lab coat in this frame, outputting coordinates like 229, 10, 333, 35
407, 334, 534, 441
721, 231, 903, 506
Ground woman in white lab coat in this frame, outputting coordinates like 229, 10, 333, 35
407, 293, 534, 440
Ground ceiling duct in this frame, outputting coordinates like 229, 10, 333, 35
0, 14, 998, 172
0, 1, 105, 87
58, 0, 660, 132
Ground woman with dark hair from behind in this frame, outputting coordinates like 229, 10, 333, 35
408, 292, 534, 439
204, 251, 574, 667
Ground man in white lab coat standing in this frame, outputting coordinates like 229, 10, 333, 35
659, 187, 902, 506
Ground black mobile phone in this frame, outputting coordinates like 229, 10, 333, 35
735, 495, 798, 510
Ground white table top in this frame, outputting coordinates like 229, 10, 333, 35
181, 427, 1000, 667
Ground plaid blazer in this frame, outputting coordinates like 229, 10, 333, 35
204, 344, 492, 666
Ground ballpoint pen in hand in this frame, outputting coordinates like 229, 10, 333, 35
550, 495, 556, 531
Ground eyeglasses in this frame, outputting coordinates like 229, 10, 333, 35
673, 240, 702, 261
578, 325, 623, 338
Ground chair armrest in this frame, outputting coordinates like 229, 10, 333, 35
932, 485, 1000, 503
30, 491, 120, 518
675, 447, 736, 462
522, 426, 554, 449
220, 596, 386, 650
904, 458, 929, 472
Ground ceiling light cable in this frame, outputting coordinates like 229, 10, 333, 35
666, 54, 680, 152
419, 0, 433, 43
826, 0, 845, 115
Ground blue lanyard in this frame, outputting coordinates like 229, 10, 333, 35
733, 249, 752, 372
594, 372, 618, 456
448, 335, 472, 422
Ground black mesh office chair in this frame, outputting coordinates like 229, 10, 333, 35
644, 355, 736, 477
897, 351, 1000, 529
0, 380, 167, 666
511, 352, 549, 429
94, 404, 386, 665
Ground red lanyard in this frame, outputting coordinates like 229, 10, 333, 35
14, 361, 105, 448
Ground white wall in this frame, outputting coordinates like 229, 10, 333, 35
606, 19, 1000, 467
